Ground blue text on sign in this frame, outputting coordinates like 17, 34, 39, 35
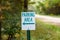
22, 12, 35, 17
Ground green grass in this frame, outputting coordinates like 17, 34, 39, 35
21, 19, 60, 40
2, 19, 60, 40
38, 14, 60, 18
30, 19, 60, 40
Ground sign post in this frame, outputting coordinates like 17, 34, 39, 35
23, 0, 35, 40
21, 12, 35, 40
27, 30, 30, 40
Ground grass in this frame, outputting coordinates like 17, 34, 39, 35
2, 18, 60, 40
30, 19, 60, 40
38, 14, 60, 18
21, 18, 60, 40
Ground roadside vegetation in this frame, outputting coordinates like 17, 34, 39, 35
30, 19, 60, 40
2, 18, 60, 40
35, 0, 60, 16
21, 19, 60, 40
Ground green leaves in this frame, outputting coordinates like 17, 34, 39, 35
29, 2, 36, 4
1, 0, 23, 36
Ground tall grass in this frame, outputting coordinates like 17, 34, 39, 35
30, 19, 60, 40
2, 19, 60, 40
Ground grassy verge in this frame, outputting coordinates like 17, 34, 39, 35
21, 18, 60, 40
30, 19, 60, 40
2, 18, 60, 40
38, 14, 60, 18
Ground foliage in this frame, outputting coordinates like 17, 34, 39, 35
21, 19, 60, 40
1, 0, 35, 40
35, 0, 60, 15
34, 19, 60, 40
47, 3, 60, 15
1, 0, 24, 40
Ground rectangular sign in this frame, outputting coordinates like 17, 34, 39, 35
21, 12, 35, 30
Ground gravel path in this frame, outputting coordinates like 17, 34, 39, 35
35, 14, 60, 26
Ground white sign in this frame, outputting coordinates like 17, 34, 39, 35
21, 12, 35, 30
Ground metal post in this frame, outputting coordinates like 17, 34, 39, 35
27, 30, 30, 40
24, 0, 31, 40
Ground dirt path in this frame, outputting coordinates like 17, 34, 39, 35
35, 14, 60, 26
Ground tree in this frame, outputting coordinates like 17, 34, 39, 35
0, 0, 24, 40
35, 0, 60, 15
44, 0, 60, 15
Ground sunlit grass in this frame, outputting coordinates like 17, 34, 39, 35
30, 19, 60, 40
2, 18, 60, 40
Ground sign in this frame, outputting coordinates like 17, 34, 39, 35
21, 12, 35, 30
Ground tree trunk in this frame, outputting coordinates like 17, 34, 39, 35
0, 11, 2, 40
7, 34, 15, 40
24, 0, 28, 12
0, 21, 2, 40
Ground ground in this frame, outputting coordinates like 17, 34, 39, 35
36, 14, 60, 26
